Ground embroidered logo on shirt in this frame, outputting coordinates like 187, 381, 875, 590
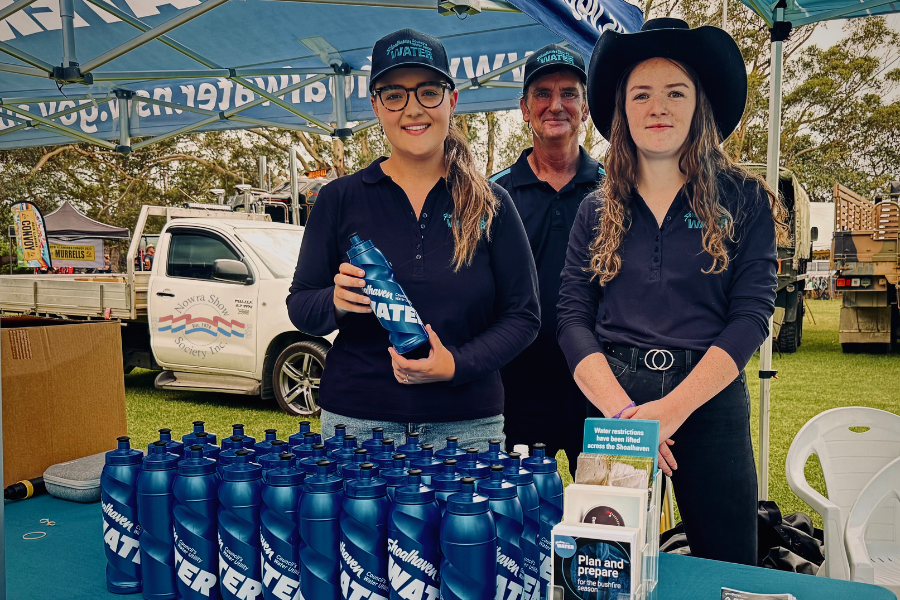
685, 211, 703, 229
443, 213, 487, 230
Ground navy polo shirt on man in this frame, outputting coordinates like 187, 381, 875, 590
557, 176, 777, 374
492, 147, 603, 343
286, 157, 540, 423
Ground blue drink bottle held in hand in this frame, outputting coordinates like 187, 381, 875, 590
388, 470, 441, 600
173, 445, 221, 600
138, 441, 179, 600
522, 444, 562, 600
480, 465, 525, 600
261, 454, 305, 600
299, 460, 344, 600
218, 449, 264, 600
347, 233, 430, 359
503, 453, 541, 600
340, 464, 390, 600
440, 477, 497, 600
102, 436, 143, 594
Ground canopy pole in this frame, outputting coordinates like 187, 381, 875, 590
59, 0, 77, 66
759, 6, 789, 502
290, 145, 300, 225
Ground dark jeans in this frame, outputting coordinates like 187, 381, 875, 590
501, 339, 586, 479
587, 351, 758, 566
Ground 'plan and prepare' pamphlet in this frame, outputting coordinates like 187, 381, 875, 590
552, 524, 640, 600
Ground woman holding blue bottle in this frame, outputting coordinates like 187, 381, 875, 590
287, 29, 540, 450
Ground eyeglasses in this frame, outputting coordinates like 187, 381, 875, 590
374, 82, 451, 112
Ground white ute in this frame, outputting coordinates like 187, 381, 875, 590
0, 205, 332, 416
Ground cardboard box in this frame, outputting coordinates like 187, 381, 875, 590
1, 316, 127, 486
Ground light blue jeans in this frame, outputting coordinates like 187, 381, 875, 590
320, 409, 505, 453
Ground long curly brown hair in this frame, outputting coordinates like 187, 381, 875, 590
589, 59, 790, 284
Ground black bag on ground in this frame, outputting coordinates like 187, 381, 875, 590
660, 500, 825, 574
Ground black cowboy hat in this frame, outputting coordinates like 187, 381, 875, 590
587, 17, 747, 141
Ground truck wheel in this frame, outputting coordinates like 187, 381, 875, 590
778, 321, 798, 353
273, 341, 327, 416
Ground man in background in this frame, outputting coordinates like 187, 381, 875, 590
491, 45, 604, 477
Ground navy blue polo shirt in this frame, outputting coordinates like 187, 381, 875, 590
557, 176, 777, 373
491, 147, 603, 342
287, 157, 540, 423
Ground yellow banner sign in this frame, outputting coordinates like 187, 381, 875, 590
19, 208, 42, 263
50, 244, 96, 262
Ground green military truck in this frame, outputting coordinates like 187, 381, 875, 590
832, 182, 900, 353
744, 164, 813, 353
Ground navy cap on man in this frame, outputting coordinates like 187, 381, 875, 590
523, 44, 586, 92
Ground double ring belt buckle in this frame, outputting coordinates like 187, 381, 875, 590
644, 349, 675, 371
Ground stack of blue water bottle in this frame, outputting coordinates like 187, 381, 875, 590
101, 422, 563, 600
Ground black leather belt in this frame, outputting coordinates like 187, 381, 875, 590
603, 343, 704, 371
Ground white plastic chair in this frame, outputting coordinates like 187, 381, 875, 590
845, 455, 900, 594
786, 407, 900, 580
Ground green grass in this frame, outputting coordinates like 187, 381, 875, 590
124, 299, 899, 526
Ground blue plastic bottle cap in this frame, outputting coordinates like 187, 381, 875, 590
266, 453, 305, 486
394, 469, 436, 504
142, 440, 179, 470
502, 453, 534, 485
178, 445, 217, 476
523, 443, 558, 474
446, 477, 490, 515
221, 436, 245, 451
478, 465, 517, 500
345, 464, 387, 499
106, 436, 143, 466
304, 460, 344, 493
222, 449, 262, 482
158, 428, 173, 441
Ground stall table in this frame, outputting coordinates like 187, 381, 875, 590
4, 494, 895, 599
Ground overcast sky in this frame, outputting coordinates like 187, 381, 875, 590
803, 13, 900, 48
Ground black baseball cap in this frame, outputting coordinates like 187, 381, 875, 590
523, 44, 586, 91
369, 29, 455, 93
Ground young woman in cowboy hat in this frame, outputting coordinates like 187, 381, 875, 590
558, 18, 789, 565
288, 29, 539, 455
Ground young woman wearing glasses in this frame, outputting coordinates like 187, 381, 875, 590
287, 29, 540, 451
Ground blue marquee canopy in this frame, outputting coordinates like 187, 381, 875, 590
0, 0, 643, 151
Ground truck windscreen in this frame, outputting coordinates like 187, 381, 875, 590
240, 229, 304, 279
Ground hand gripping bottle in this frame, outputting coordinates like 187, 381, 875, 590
183, 421, 217, 446
341, 448, 372, 482
440, 477, 497, 600
173, 445, 220, 600
479, 440, 509, 466
522, 444, 562, 600
371, 438, 397, 469
231, 424, 256, 449
333, 434, 360, 468
362, 427, 385, 455
218, 449, 264, 600
480, 465, 525, 600
347, 233, 430, 358
410, 444, 442, 486
259, 440, 289, 474
435, 436, 467, 461
219, 436, 255, 479
298, 444, 328, 475
138, 441, 180, 600
340, 464, 390, 600
458, 447, 490, 481
292, 431, 321, 460
388, 469, 441, 600
289, 421, 313, 447
191, 432, 220, 460
102, 436, 143, 594
325, 424, 348, 453
299, 460, 345, 600
261, 454, 305, 600
503, 453, 541, 600
432, 459, 463, 516
254, 429, 281, 456
152, 428, 184, 459
381, 454, 409, 501
397, 432, 423, 463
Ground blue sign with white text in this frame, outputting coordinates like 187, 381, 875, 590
583, 418, 659, 473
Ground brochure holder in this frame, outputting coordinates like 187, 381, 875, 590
552, 468, 662, 600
